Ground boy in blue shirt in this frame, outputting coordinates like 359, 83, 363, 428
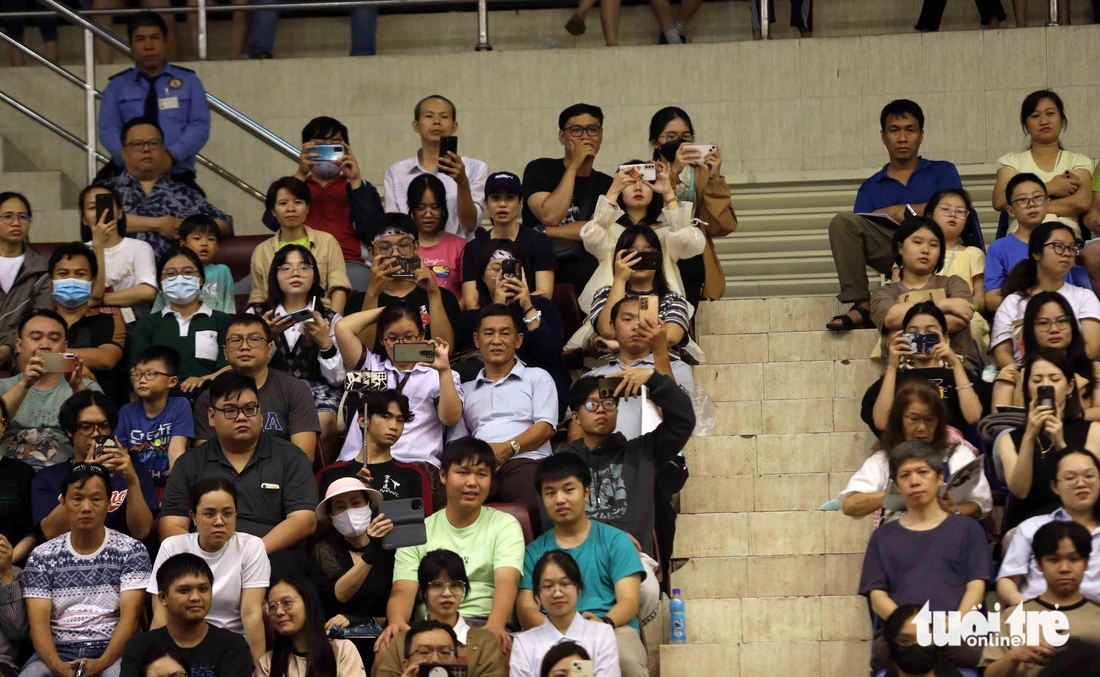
115, 345, 194, 488
985, 172, 1091, 312
517, 452, 649, 677
152, 215, 236, 314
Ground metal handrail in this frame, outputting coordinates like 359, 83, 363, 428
0, 91, 110, 164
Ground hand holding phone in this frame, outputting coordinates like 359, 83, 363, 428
40, 352, 78, 373
1037, 385, 1056, 410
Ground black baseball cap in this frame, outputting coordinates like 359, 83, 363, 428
485, 171, 522, 199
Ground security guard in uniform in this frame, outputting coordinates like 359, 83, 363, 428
99, 11, 211, 195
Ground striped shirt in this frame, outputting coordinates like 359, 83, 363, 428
588, 286, 690, 335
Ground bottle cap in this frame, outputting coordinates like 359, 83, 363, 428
672, 588, 681, 594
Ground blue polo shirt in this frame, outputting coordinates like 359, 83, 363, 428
452, 360, 558, 461
99, 62, 211, 173
853, 157, 963, 213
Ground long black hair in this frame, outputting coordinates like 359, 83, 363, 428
1021, 89, 1067, 149
474, 238, 531, 308
265, 244, 325, 313
77, 184, 128, 241
267, 574, 336, 677
613, 225, 670, 296
615, 158, 664, 227
1002, 222, 1079, 298
406, 174, 450, 232
1022, 347, 1085, 422
1023, 291, 1094, 399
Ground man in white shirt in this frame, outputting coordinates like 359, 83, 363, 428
383, 95, 488, 240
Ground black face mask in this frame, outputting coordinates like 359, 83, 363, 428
658, 138, 684, 163
893, 644, 939, 675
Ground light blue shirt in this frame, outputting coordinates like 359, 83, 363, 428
998, 507, 1100, 603
452, 360, 557, 460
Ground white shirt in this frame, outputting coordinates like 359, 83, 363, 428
992, 283, 1100, 364
383, 155, 489, 240
998, 507, 1100, 603
509, 613, 621, 677
87, 237, 157, 323
147, 532, 271, 634
0, 254, 24, 293
836, 441, 993, 518
248, 305, 346, 386
335, 348, 465, 466
582, 354, 695, 440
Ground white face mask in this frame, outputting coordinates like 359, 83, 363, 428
332, 505, 373, 538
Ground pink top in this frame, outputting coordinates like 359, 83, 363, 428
419, 232, 466, 298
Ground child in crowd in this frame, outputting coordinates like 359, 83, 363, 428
985, 173, 1091, 313
152, 215, 235, 314
115, 345, 194, 489
408, 174, 466, 302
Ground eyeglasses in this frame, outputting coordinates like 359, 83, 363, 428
1011, 195, 1050, 208
383, 334, 420, 345
0, 212, 31, 225
427, 580, 467, 594
1044, 242, 1082, 257
658, 132, 694, 143
263, 596, 301, 615
413, 203, 442, 214
538, 581, 577, 594
565, 125, 602, 138
582, 399, 618, 412
1057, 471, 1099, 486
196, 509, 236, 522
124, 140, 164, 151
226, 336, 267, 348
161, 268, 199, 281
903, 414, 937, 429
212, 403, 260, 419
409, 647, 458, 660
75, 421, 113, 436
277, 263, 314, 276
130, 369, 171, 382
374, 241, 416, 257
935, 204, 970, 219
1034, 316, 1072, 331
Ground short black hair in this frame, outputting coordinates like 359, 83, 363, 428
155, 552, 214, 592
609, 295, 641, 325
17, 308, 67, 338
48, 242, 98, 279
120, 117, 164, 147
367, 213, 419, 244
892, 216, 946, 272
883, 604, 931, 667
179, 214, 221, 242
1033, 519, 1092, 562
535, 452, 591, 492
61, 462, 111, 498
189, 476, 238, 513
138, 647, 191, 677
539, 641, 591, 677
0, 191, 32, 219
476, 303, 522, 334
135, 345, 181, 376
879, 99, 925, 131
901, 301, 948, 334
227, 312, 272, 342
440, 437, 496, 479
58, 390, 118, 437
301, 116, 349, 145
414, 95, 456, 121
416, 549, 469, 593
207, 371, 259, 406
888, 439, 945, 481
364, 390, 414, 423
568, 375, 601, 413
532, 549, 585, 595
403, 619, 458, 657
127, 10, 168, 42
265, 176, 312, 214
558, 103, 604, 130
156, 246, 205, 286
1006, 171, 1048, 203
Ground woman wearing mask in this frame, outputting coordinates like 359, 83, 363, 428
999, 348, 1100, 532
992, 222, 1100, 368
78, 184, 157, 324
257, 574, 364, 677
149, 477, 270, 663
649, 107, 736, 309
373, 549, 507, 677
408, 174, 466, 301
131, 246, 232, 391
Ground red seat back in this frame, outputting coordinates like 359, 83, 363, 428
212, 234, 269, 282
486, 502, 534, 545
552, 283, 583, 342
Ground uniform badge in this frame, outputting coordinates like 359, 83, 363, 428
168, 78, 184, 90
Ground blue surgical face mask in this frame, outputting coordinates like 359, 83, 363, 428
52, 278, 92, 308
162, 276, 201, 305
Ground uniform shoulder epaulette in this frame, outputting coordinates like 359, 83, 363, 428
107, 67, 137, 80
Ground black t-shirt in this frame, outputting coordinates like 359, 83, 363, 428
860, 368, 968, 437
520, 157, 614, 229
316, 459, 427, 507
0, 456, 35, 547
1003, 419, 1094, 533
67, 312, 125, 404
461, 226, 556, 285
119, 625, 253, 677
344, 286, 463, 356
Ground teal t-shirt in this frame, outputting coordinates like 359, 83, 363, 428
520, 520, 645, 631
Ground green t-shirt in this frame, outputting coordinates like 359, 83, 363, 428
280, 235, 310, 250
393, 507, 524, 619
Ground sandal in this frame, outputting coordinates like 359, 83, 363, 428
565, 13, 586, 35
826, 304, 875, 331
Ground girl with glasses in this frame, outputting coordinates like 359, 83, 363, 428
258, 574, 364, 677
408, 175, 467, 301
374, 549, 507, 677
993, 222, 1100, 368
148, 477, 270, 664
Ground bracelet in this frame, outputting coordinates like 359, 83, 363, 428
601, 616, 615, 628
523, 310, 542, 325
954, 382, 974, 391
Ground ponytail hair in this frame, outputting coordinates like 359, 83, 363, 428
1001, 222, 1079, 298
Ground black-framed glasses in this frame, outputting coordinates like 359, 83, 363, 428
1011, 195, 1050, 208
225, 336, 267, 348
76, 421, 113, 436
409, 647, 458, 660
374, 241, 416, 257
582, 399, 618, 412
212, 403, 260, 419
124, 140, 164, 151
1044, 242, 1082, 257
658, 132, 694, 143
130, 369, 171, 381
565, 125, 602, 138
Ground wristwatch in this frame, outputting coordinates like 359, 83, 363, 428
509, 439, 521, 455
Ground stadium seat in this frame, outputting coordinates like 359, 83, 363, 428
486, 502, 534, 545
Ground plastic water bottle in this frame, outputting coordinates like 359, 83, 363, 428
669, 588, 687, 643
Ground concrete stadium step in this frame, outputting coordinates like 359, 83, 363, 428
659, 639, 871, 677
0, 170, 72, 212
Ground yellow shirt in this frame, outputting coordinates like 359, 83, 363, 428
941, 245, 985, 293
248, 226, 351, 309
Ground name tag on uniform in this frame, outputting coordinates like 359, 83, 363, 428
159, 96, 180, 111
261, 483, 280, 490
